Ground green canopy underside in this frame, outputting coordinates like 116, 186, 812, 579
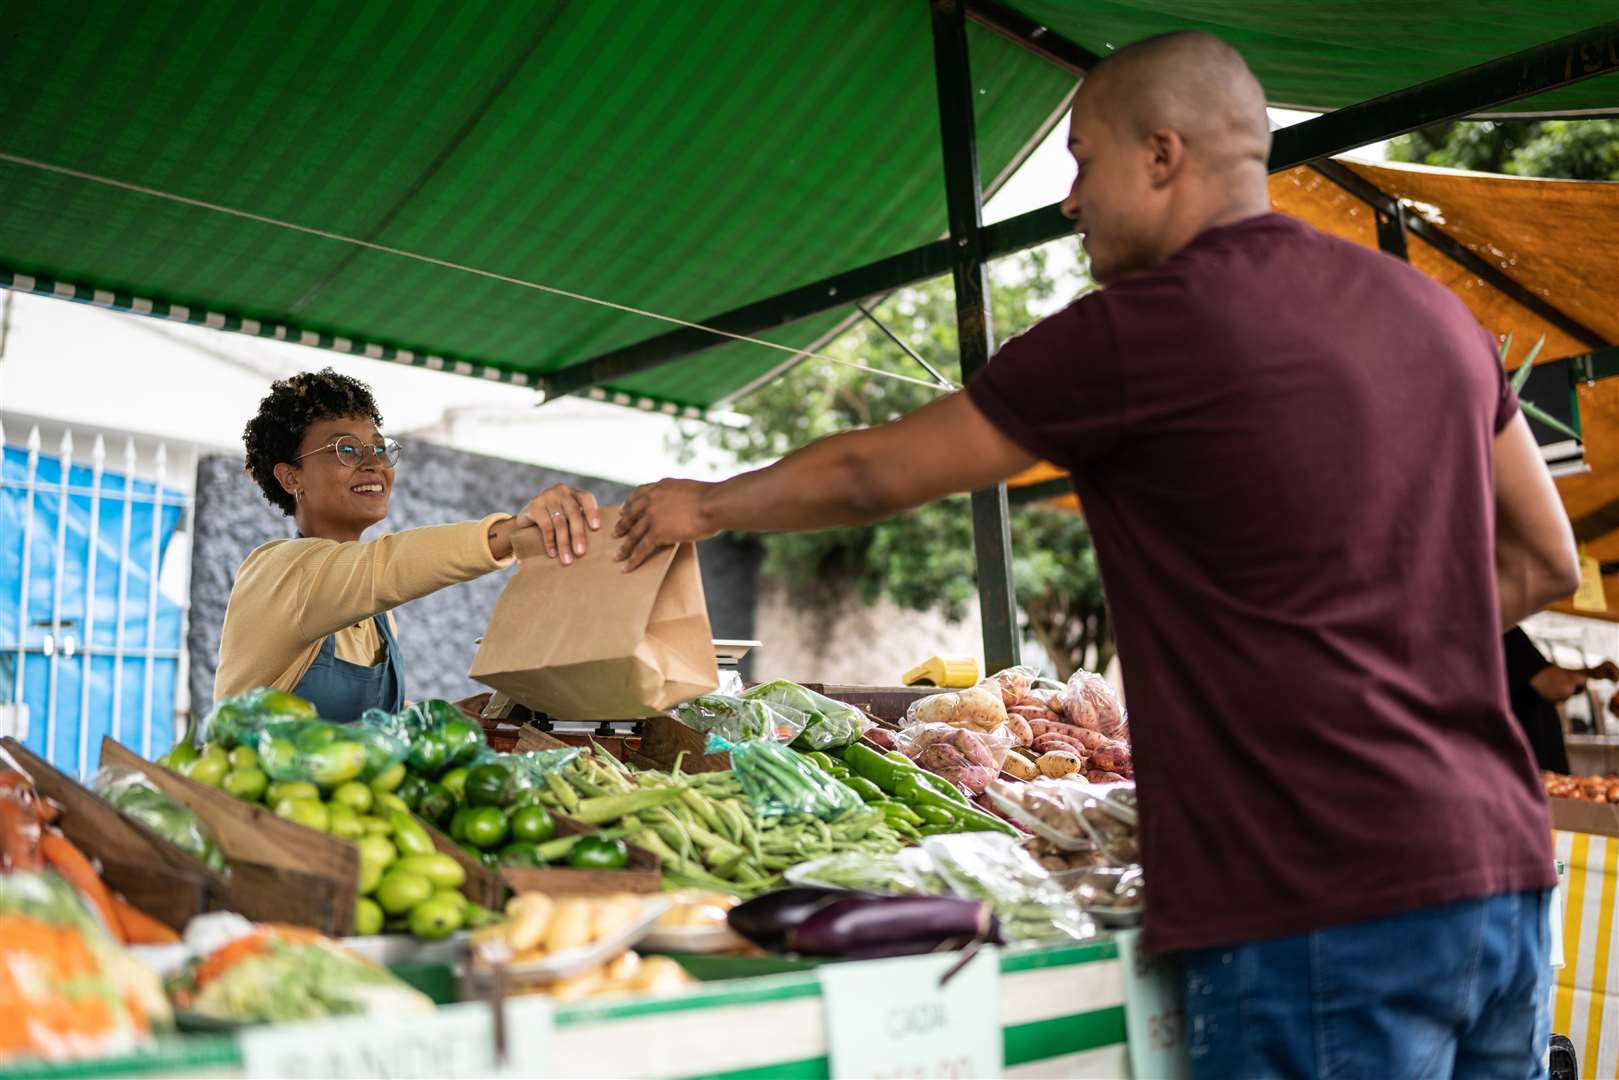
1, 2, 1614, 411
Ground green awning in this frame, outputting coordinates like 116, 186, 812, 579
1018, 2, 1619, 117
1, 3, 1614, 412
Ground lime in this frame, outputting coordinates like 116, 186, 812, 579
330, 781, 374, 815
463, 806, 509, 850
509, 804, 555, 844
375, 869, 432, 916
498, 841, 544, 868
266, 780, 320, 805
358, 815, 393, 836
464, 763, 516, 808
258, 736, 299, 778
186, 754, 228, 788
449, 806, 475, 843
327, 802, 364, 840
408, 895, 465, 940
294, 723, 340, 752
228, 745, 259, 770
222, 767, 269, 803
305, 741, 367, 785
397, 775, 428, 812
408, 732, 449, 778
373, 791, 410, 817
394, 853, 466, 890
390, 810, 437, 858
369, 761, 407, 793
359, 858, 383, 896
274, 797, 330, 833
566, 835, 629, 870
355, 897, 384, 936
358, 834, 398, 873
432, 887, 468, 910
438, 767, 469, 805
415, 782, 455, 827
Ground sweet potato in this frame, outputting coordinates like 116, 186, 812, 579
910, 693, 960, 726
1002, 714, 1033, 746
952, 687, 1008, 733
1038, 751, 1082, 778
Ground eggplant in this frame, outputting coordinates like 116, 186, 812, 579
728, 887, 858, 949
788, 895, 994, 957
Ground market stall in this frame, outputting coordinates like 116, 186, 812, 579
0, 663, 1152, 1079
4, 1, 1617, 1076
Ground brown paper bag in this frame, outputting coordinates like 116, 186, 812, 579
468, 506, 719, 720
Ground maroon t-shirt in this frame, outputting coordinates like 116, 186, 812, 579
968, 212, 1555, 954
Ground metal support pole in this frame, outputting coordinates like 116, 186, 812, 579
1375, 201, 1409, 261
931, 0, 1020, 672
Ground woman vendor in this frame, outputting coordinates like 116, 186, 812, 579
213, 368, 600, 720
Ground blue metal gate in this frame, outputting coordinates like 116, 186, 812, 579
1, 421, 187, 775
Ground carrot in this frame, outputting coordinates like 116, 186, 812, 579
109, 896, 180, 945
39, 832, 124, 943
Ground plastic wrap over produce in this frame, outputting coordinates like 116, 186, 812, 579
91, 766, 228, 874
905, 666, 1132, 785
706, 735, 865, 821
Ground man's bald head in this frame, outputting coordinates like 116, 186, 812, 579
1059, 31, 1274, 284
1082, 31, 1271, 172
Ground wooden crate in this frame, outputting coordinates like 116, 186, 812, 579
635, 715, 730, 774
100, 738, 359, 936
501, 815, 662, 896
4, 737, 221, 932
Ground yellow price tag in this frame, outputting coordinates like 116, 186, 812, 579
1573, 544, 1607, 613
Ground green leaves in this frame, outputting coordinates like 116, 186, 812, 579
1500, 334, 1579, 441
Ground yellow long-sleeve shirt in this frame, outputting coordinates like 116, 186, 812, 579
213, 515, 513, 702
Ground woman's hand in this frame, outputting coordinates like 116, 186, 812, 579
512, 484, 602, 565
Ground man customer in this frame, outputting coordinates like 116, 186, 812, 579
612, 31, 1577, 1078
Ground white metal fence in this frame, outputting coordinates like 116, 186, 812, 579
1, 415, 194, 775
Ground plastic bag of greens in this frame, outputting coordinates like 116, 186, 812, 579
199, 687, 318, 750
707, 734, 863, 821
742, 681, 873, 750
785, 848, 948, 897
921, 832, 1093, 943
670, 694, 807, 744
254, 719, 407, 786
92, 766, 229, 874
460, 747, 580, 811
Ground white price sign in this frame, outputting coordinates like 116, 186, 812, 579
817, 948, 1001, 1080
239, 998, 553, 1079
1117, 928, 1189, 1080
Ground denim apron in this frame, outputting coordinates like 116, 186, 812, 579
289, 613, 406, 722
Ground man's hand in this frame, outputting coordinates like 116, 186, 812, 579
613, 479, 718, 571
511, 483, 602, 565
1588, 660, 1619, 682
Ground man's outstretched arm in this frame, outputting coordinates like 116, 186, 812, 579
613, 390, 1038, 569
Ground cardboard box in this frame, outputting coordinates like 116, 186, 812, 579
1550, 796, 1619, 839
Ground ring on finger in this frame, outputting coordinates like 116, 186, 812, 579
550, 510, 565, 520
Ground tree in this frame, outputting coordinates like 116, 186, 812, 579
680, 249, 1114, 678
1389, 119, 1619, 180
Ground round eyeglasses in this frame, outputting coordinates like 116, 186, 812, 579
295, 435, 402, 470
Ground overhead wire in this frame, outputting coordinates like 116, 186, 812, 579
0, 151, 953, 395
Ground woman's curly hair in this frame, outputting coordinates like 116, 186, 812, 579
244, 368, 384, 516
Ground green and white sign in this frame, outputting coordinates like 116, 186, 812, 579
818, 948, 1002, 1079
239, 998, 553, 1079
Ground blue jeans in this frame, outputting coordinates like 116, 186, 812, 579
1182, 890, 1552, 1080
